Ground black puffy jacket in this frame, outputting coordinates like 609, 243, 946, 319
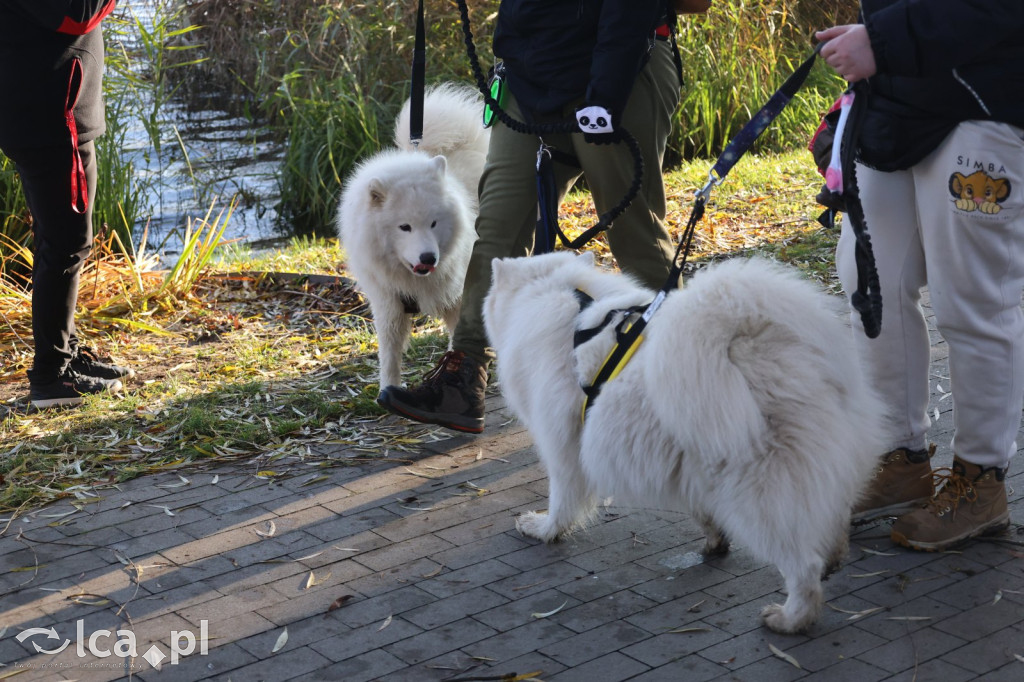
493, 0, 670, 120
0, 1, 115, 149
858, 0, 1024, 170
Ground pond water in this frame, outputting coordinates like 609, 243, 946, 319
122, 1, 289, 263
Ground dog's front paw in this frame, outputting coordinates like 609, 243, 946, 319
515, 510, 562, 543
760, 602, 815, 634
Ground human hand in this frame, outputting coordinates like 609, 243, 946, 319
575, 105, 619, 144
816, 25, 877, 82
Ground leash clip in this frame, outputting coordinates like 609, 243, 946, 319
695, 170, 721, 204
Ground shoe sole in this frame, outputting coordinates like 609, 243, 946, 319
851, 498, 930, 525
890, 513, 1012, 552
377, 391, 484, 434
29, 381, 124, 410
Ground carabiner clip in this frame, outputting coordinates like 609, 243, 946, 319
695, 169, 721, 204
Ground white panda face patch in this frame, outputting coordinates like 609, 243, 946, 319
575, 106, 613, 134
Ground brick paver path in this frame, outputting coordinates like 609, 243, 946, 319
2, 299, 1023, 681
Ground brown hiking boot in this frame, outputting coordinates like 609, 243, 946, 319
891, 457, 1010, 552
377, 350, 487, 433
851, 445, 935, 524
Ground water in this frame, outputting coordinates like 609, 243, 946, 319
121, 1, 288, 263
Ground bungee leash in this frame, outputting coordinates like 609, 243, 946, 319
454, 0, 647, 254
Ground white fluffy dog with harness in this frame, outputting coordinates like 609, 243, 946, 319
338, 84, 488, 390
483, 251, 886, 633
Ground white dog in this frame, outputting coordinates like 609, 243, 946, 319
483, 252, 886, 633
338, 84, 488, 389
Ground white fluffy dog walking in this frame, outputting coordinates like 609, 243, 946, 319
483, 252, 886, 633
338, 84, 488, 389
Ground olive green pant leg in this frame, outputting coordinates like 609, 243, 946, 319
571, 40, 680, 290
451, 95, 575, 363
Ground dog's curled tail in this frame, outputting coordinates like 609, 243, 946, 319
393, 83, 490, 160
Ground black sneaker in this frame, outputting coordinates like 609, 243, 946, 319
29, 369, 123, 409
70, 346, 135, 380
377, 350, 487, 433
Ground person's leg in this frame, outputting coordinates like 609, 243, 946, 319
838, 164, 935, 522
891, 121, 1023, 550
5, 142, 95, 380
3, 140, 122, 408
572, 40, 679, 290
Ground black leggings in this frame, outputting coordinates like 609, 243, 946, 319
2, 141, 96, 380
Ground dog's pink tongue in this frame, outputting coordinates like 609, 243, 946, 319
414, 264, 435, 274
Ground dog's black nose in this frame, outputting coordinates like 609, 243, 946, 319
419, 252, 437, 266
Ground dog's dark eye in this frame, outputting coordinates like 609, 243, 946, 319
399, 223, 411, 232
431, 221, 437, 229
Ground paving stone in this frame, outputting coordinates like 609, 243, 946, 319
938, 619, 1024, 674
286, 648, 408, 682
462, 619, 577, 664
854, 627, 966, 674
622, 652, 731, 681
402, 586, 509, 630
315, 585, 435, 629
619, 625, 733, 667
546, 651, 649, 681
351, 533, 455, 573
552, 588, 658, 634
539, 620, 650, 667
426, 531, 530, 571
309, 617, 423, 663
697, 627, 810, 671
932, 597, 1024, 642
796, 657, 890, 681
205, 644, 330, 681
415, 558, 522, 599
132, 642, 257, 682
778, 625, 889, 672
880, 657, 978, 682
472, 588, 581, 633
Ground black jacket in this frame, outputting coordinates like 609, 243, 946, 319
493, 0, 670, 120
0, 1, 115, 149
858, 0, 1024, 170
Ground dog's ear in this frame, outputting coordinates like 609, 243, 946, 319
430, 155, 448, 177
577, 251, 596, 267
368, 178, 387, 206
490, 257, 506, 287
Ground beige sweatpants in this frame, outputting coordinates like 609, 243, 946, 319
837, 120, 1024, 469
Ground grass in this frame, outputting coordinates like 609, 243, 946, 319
0, 149, 838, 521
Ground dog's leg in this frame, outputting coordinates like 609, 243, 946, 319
441, 305, 461, 351
372, 299, 412, 389
696, 514, 730, 556
760, 554, 825, 634
516, 431, 596, 542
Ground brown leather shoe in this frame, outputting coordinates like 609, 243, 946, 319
891, 457, 1010, 552
851, 445, 935, 524
377, 350, 487, 433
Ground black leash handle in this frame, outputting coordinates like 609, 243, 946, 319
455, 0, 643, 249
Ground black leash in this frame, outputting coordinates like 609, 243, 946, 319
454, 0, 645, 252
408, 0, 426, 147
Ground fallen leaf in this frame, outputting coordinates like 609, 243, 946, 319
992, 590, 1002, 606
325, 595, 354, 616
271, 627, 288, 653
859, 548, 897, 556
378, 614, 392, 632
666, 626, 711, 634
255, 521, 277, 538
531, 600, 568, 619
769, 642, 802, 669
